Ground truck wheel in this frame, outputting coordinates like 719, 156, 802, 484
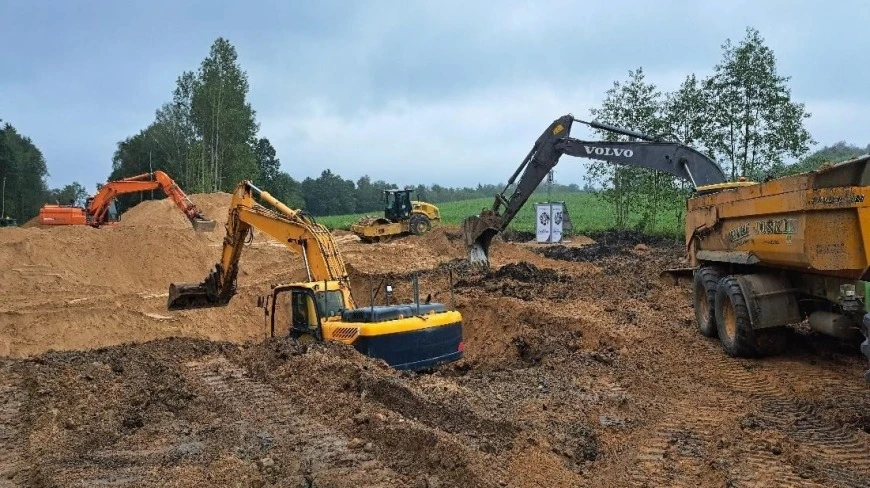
693, 266, 722, 338
409, 214, 431, 236
715, 276, 761, 357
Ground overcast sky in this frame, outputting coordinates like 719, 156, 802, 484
1, 0, 868, 193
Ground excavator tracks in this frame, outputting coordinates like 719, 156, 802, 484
184, 355, 400, 486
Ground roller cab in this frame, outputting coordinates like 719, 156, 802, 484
264, 283, 464, 371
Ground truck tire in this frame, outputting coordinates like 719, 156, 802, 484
715, 276, 761, 357
693, 266, 722, 338
409, 214, 431, 236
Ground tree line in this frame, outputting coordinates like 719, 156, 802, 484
583, 27, 816, 233
293, 170, 581, 216
4, 30, 869, 225
0, 121, 90, 223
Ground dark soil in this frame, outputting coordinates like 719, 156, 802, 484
453, 262, 573, 302
535, 230, 681, 263
499, 229, 536, 243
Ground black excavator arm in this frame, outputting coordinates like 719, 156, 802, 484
461, 114, 727, 265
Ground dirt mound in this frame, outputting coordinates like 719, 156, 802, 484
19, 215, 40, 228
339, 227, 466, 274
0, 192, 307, 358
120, 192, 231, 232
487, 262, 566, 283
500, 229, 536, 243
585, 229, 680, 248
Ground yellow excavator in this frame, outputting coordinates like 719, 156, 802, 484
166, 180, 464, 371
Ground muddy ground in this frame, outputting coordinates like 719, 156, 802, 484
1, 195, 868, 487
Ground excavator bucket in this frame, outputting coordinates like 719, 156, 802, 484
460, 213, 502, 268
166, 269, 230, 310
167, 282, 223, 310
189, 215, 217, 233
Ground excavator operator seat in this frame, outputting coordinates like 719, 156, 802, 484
106, 201, 120, 222
384, 190, 413, 221
291, 290, 320, 333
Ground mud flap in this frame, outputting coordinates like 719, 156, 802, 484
735, 274, 801, 330
862, 314, 870, 383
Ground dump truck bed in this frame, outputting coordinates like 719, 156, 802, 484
687, 155, 870, 280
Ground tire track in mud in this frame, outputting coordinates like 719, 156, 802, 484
705, 352, 870, 487
729, 448, 828, 488
0, 367, 26, 488
752, 399, 870, 487
185, 355, 402, 486
626, 403, 728, 487
49, 465, 148, 488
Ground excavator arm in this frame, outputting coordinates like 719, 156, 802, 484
461, 114, 727, 265
166, 180, 353, 310
86, 171, 215, 231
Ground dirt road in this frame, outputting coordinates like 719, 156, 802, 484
0, 195, 867, 487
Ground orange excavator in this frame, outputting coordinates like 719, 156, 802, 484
37, 170, 216, 231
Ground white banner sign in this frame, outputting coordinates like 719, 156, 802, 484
536, 204, 551, 243
550, 202, 564, 242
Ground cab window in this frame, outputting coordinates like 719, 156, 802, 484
291, 291, 318, 327
314, 290, 345, 318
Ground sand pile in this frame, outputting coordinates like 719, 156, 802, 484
120, 192, 232, 233
338, 226, 466, 274
0, 193, 310, 358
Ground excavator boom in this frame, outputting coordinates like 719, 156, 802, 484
167, 181, 351, 310
461, 114, 727, 265
87, 171, 215, 231
38, 170, 215, 231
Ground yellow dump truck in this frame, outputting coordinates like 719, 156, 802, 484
460, 114, 870, 382
683, 156, 870, 381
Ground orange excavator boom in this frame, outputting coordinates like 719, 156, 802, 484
38, 170, 216, 231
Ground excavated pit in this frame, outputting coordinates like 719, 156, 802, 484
1, 196, 868, 487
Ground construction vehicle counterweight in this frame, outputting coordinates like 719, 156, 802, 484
167, 180, 464, 371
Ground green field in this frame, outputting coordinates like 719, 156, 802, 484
316, 191, 685, 237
